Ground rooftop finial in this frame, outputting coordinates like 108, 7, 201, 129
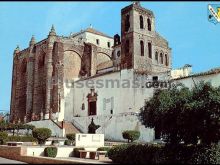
29, 35, 36, 46
89, 24, 93, 28
49, 24, 56, 36
133, 1, 140, 6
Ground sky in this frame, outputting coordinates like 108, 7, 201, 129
0, 1, 220, 112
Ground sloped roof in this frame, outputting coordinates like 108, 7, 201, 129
71, 27, 113, 39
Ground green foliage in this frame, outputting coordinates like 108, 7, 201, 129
0, 131, 8, 145
73, 147, 84, 157
108, 143, 220, 164
97, 147, 110, 156
44, 147, 57, 158
32, 128, 52, 145
88, 118, 100, 134
64, 139, 71, 145
66, 133, 75, 145
122, 130, 140, 143
7, 135, 37, 142
140, 82, 220, 145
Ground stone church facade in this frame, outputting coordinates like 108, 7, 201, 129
11, 2, 219, 142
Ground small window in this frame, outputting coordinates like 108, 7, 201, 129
140, 40, 144, 56
107, 42, 111, 48
140, 15, 144, 29
96, 39, 99, 45
160, 53, 163, 64
153, 76, 158, 82
155, 52, 158, 63
125, 14, 130, 32
148, 42, 152, 58
165, 54, 169, 66
147, 18, 151, 31
117, 51, 121, 57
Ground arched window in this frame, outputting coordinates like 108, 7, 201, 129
125, 40, 129, 55
140, 40, 144, 56
117, 51, 121, 57
148, 42, 152, 58
147, 18, 151, 31
160, 53, 163, 64
165, 54, 169, 66
140, 15, 144, 29
38, 54, 45, 68
21, 59, 27, 74
155, 51, 158, 63
125, 15, 130, 32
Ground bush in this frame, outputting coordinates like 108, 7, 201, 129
122, 130, 140, 143
64, 140, 71, 145
97, 147, 110, 156
66, 133, 75, 145
0, 131, 8, 145
73, 147, 84, 157
6, 135, 37, 142
108, 143, 220, 164
44, 146, 57, 158
32, 128, 52, 145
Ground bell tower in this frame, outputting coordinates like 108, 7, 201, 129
121, 2, 171, 73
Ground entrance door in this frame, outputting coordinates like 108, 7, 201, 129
89, 101, 96, 116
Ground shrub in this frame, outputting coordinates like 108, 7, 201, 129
44, 146, 57, 158
32, 128, 52, 145
64, 140, 71, 145
6, 135, 37, 142
97, 147, 110, 156
122, 130, 140, 143
73, 147, 84, 157
108, 143, 220, 164
0, 131, 8, 145
66, 133, 75, 145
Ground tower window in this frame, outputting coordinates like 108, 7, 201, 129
165, 54, 169, 66
125, 14, 130, 32
140, 15, 144, 29
147, 18, 151, 31
96, 39, 99, 45
125, 40, 129, 55
152, 76, 158, 82
155, 51, 158, 63
140, 40, 144, 56
117, 51, 121, 57
148, 42, 152, 58
160, 53, 163, 64
107, 42, 111, 48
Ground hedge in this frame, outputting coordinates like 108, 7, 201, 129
108, 143, 220, 164
122, 130, 140, 143
44, 147, 58, 158
0, 131, 8, 145
73, 147, 84, 157
7, 135, 37, 142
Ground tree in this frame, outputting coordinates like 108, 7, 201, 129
122, 130, 140, 143
66, 133, 75, 145
32, 128, 52, 145
139, 82, 220, 145
0, 131, 8, 145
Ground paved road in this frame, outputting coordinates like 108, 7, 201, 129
0, 157, 27, 164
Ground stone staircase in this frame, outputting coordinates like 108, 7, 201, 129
58, 121, 82, 135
